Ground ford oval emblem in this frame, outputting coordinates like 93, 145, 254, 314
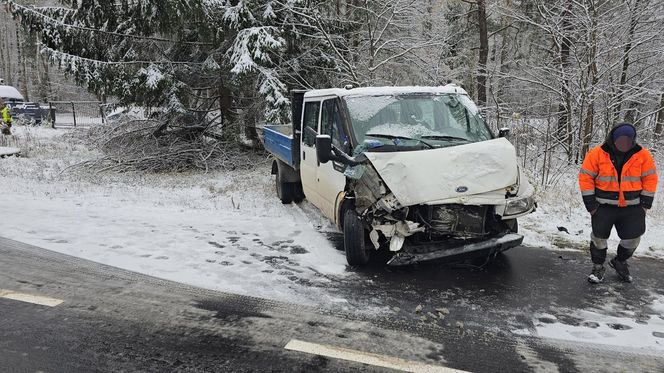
456, 186, 468, 193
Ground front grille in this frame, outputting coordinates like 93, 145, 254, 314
420, 204, 488, 236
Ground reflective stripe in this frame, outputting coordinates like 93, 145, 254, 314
642, 190, 656, 197
597, 176, 618, 182
642, 169, 657, 177
625, 198, 641, 206
581, 190, 595, 196
622, 176, 641, 182
591, 233, 608, 250
580, 169, 598, 177
595, 197, 640, 206
596, 197, 619, 205
620, 237, 641, 250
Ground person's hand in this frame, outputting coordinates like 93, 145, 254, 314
643, 207, 648, 213
590, 208, 598, 216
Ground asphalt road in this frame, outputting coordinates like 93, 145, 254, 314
1, 236, 663, 372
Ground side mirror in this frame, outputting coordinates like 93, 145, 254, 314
316, 135, 333, 164
498, 127, 510, 138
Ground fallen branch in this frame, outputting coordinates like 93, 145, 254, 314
67, 118, 258, 173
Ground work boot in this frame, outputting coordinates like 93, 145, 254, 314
609, 258, 632, 283
587, 264, 605, 284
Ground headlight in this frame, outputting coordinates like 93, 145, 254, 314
505, 196, 534, 215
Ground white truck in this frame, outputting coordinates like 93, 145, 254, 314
263, 85, 535, 266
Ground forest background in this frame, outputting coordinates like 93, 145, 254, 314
1, 0, 663, 172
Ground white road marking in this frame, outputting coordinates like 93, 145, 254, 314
0, 289, 64, 307
284, 339, 469, 373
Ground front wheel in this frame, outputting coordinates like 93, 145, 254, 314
504, 219, 518, 233
343, 209, 370, 266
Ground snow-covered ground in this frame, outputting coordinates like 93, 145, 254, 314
0, 125, 348, 306
1, 124, 663, 308
512, 294, 664, 354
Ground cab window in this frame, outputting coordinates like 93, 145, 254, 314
302, 101, 321, 146
321, 99, 350, 153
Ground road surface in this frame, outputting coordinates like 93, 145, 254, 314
1, 236, 663, 372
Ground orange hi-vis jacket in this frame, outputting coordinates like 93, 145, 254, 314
579, 142, 657, 211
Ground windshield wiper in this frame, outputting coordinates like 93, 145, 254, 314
420, 135, 470, 142
365, 133, 435, 149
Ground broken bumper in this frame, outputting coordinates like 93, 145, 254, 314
386, 233, 524, 266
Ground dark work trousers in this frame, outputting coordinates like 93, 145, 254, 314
590, 205, 646, 264
591, 205, 646, 240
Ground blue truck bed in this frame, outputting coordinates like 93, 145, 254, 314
263, 125, 298, 168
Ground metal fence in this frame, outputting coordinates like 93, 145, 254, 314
49, 101, 106, 128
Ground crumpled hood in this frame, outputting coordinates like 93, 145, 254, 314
364, 138, 518, 206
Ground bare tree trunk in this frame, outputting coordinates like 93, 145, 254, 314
655, 92, 664, 145
350, 0, 360, 68
40, 53, 53, 101
582, 102, 595, 157
0, 14, 5, 80
366, 1, 375, 81
3, 21, 12, 86
15, 26, 30, 100
624, 101, 639, 125
581, 1, 599, 158
476, 0, 488, 107
557, 0, 573, 161
612, 0, 641, 124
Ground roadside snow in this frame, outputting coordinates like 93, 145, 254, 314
512, 292, 664, 354
0, 125, 348, 306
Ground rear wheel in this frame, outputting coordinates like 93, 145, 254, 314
275, 173, 293, 204
343, 209, 370, 266
292, 182, 305, 203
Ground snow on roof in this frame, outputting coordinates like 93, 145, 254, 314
0, 85, 24, 101
304, 84, 468, 99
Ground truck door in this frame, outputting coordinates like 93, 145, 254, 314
317, 99, 350, 224
300, 100, 322, 207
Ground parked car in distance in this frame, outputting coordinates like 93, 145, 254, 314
0, 85, 49, 124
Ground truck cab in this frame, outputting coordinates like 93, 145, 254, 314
263, 85, 535, 266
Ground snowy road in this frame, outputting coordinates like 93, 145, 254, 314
1, 236, 663, 372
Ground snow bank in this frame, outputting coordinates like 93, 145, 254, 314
0, 124, 348, 306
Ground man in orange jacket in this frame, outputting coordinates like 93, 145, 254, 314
579, 123, 658, 283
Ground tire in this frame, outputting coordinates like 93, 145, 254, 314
292, 182, 305, 203
343, 209, 370, 266
275, 174, 293, 204
504, 219, 518, 233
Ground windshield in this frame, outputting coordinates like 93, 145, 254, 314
345, 94, 493, 150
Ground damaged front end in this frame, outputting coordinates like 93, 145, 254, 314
344, 162, 525, 266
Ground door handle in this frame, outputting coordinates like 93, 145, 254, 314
302, 151, 305, 160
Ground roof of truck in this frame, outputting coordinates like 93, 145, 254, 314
0, 85, 24, 101
303, 84, 468, 99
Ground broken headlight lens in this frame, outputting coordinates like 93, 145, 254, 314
505, 196, 534, 215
